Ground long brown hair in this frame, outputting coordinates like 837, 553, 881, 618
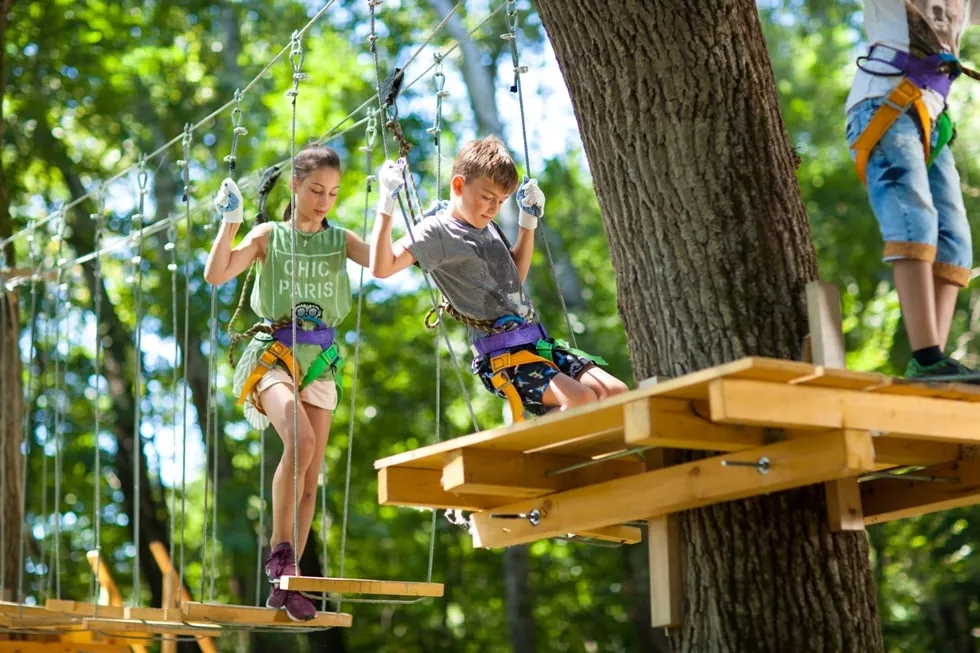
280, 145, 342, 226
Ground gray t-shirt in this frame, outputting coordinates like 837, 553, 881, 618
406, 210, 534, 342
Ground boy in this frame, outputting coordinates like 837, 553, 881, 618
846, 1, 980, 380
370, 136, 628, 419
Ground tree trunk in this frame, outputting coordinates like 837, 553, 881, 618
534, 2, 883, 651
503, 546, 535, 653
0, 0, 21, 600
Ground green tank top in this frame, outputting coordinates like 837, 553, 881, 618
249, 221, 350, 375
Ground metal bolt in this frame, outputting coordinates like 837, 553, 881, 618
721, 456, 771, 475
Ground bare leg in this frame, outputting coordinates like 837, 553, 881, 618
261, 384, 318, 552
576, 366, 629, 400
893, 259, 939, 351
295, 404, 332, 560
933, 276, 960, 351
541, 373, 597, 411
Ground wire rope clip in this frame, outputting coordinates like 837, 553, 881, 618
721, 456, 771, 475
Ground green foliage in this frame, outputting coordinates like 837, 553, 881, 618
8, 0, 980, 650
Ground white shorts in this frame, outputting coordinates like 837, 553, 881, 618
252, 368, 338, 413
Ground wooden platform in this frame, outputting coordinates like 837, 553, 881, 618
374, 357, 980, 548
279, 576, 444, 598
181, 602, 352, 629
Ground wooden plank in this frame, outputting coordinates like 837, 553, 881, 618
708, 378, 980, 443
148, 542, 216, 653
85, 552, 124, 609
378, 467, 510, 510
805, 280, 846, 369
872, 438, 961, 468
373, 358, 837, 472
470, 430, 875, 548
123, 608, 182, 622
43, 601, 126, 620
0, 641, 130, 653
279, 577, 444, 598
804, 281, 865, 533
180, 602, 352, 629
825, 476, 864, 531
82, 619, 221, 637
569, 525, 642, 544
862, 458, 980, 524
440, 449, 644, 497
623, 397, 765, 451
646, 450, 682, 629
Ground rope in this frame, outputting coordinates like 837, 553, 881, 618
90, 191, 106, 615
18, 217, 41, 605
172, 124, 192, 608
0, 250, 7, 600
52, 210, 69, 598
336, 109, 377, 612
287, 29, 306, 567
39, 244, 52, 597
178, 133, 194, 606
130, 156, 149, 606
0, 0, 340, 252
503, 0, 577, 348
200, 241, 220, 601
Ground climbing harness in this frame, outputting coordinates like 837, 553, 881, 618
474, 318, 607, 422
236, 319, 343, 407
850, 44, 980, 183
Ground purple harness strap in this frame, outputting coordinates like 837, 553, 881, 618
272, 325, 336, 348
474, 323, 548, 359
862, 45, 959, 98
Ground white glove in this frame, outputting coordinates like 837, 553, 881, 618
377, 159, 406, 216
516, 178, 544, 230
214, 178, 243, 224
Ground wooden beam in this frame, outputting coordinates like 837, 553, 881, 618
568, 525, 642, 545
378, 467, 508, 510
825, 476, 864, 531
43, 601, 125, 620
470, 430, 875, 549
708, 378, 980, 443
645, 449, 683, 629
148, 542, 216, 653
84, 552, 124, 609
81, 619, 221, 637
872, 438, 961, 468
440, 448, 644, 497
623, 397, 765, 451
278, 577, 444, 598
862, 458, 980, 524
0, 642, 130, 653
804, 280, 865, 533
180, 602, 352, 629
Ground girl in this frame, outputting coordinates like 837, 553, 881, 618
204, 145, 369, 621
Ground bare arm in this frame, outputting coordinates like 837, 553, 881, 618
204, 222, 272, 285
511, 227, 535, 283
345, 229, 370, 267
370, 212, 417, 278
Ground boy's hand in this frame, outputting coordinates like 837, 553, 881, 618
377, 159, 406, 216
516, 178, 544, 230
214, 178, 244, 224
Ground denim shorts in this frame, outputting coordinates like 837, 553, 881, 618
846, 97, 972, 286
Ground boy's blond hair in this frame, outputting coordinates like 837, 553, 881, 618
451, 136, 519, 194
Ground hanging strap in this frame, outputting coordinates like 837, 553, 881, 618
851, 77, 931, 184
536, 338, 608, 367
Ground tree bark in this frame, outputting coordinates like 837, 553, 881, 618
534, 2, 883, 651
502, 545, 535, 653
0, 0, 21, 600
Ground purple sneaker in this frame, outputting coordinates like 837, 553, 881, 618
266, 585, 288, 609
281, 591, 317, 622
265, 542, 298, 582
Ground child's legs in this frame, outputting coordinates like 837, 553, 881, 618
576, 366, 629, 400
928, 145, 972, 350
847, 98, 941, 350
295, 403, 333, 560
259, 380, 319, 552
541, 372, 597, 410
